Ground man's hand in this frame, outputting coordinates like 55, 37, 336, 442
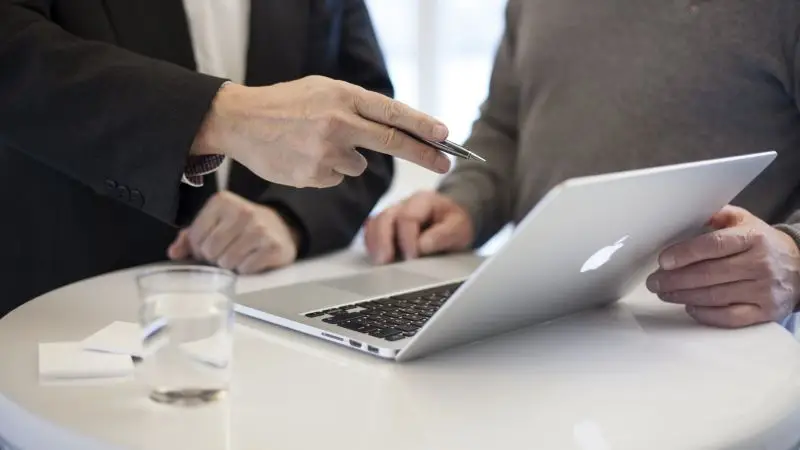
646, 205, 800, 328
192, 76, 452, 188
167, 192, 299, 274
364, 191, 475, 264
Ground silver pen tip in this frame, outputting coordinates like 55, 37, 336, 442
470, 152, 487, 162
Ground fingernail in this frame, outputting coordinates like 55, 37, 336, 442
660, 254, 676, 270
433, 124, 448, 140
376, 251, 389, 264
646, 276, 659, 292
435, 155, 451, 173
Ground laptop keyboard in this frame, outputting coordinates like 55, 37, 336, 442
304, 282, 464, 342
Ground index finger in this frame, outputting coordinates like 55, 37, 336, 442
346, 116, 451, 173
352, 88, 449, 142
658, 227, 753, 270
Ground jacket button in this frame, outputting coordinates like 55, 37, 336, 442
130, 189, 145, 208
116, 185, 130, 202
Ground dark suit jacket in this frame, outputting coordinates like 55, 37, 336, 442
0, 0, 394, 316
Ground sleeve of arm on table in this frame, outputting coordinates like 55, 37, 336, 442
436, 0, 523, 248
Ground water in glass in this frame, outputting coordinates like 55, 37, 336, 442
137, 266, 235, 405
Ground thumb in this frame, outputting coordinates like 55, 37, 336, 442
708, 205, 749, 229
167, 229, 192, 260
418, 215, 470, 255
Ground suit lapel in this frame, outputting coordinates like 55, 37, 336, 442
245, 0, 310, 86
103, 0, 196, 70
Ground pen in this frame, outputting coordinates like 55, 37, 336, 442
404, 132, 487, 162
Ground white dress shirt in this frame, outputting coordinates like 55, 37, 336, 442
183, 0, 250, 189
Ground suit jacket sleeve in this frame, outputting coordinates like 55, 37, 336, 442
0, 1, 226, 225
245, 0, 395, 258
436, 0, 522, 248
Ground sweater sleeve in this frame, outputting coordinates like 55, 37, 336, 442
436, 0, 522, 247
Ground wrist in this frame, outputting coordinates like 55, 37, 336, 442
287, 225, 302, 249
774, 225, 800, 312
265, 203, 308, 257
190, 81, 246, 157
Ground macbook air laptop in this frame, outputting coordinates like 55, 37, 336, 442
236, 151, 776, 362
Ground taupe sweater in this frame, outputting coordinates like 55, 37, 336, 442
439, 0, 800, 247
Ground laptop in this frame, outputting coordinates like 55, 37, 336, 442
236, 151, 776, 362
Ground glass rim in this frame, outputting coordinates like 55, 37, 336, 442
135, 264, 237, 284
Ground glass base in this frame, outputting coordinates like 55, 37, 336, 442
149, 388, 226, 405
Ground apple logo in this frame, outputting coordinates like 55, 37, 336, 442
580, 236, 629, 273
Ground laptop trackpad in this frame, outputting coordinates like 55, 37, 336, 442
319, 268, 443, 298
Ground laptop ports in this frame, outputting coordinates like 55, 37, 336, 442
367, 345, 379, 354
349, 340, 362, 348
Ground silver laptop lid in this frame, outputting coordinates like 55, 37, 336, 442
397, 151, 777, 361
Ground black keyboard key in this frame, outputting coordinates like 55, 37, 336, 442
305, 311, 326, 318
396, 324, 417, 333
369, 328, 401, 338
338, 319, 367, 330
366, 327, 389, 337
323, 312, 366, 323
404, 331, 417, 337
385, 334, 407, 342
413, 321, 426, 327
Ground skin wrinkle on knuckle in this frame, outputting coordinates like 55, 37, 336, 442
418, 117, 433, 136
383, 100, 401, 124
349, 87, 362, 112
379, 127, 397, 150
710, 232, 726, 254
746, 227, 767, 249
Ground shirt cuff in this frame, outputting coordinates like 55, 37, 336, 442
181, 154, 226, 187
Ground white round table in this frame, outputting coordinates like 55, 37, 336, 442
2, 249, 800, 450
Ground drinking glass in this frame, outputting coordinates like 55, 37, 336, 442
136, 265, 236, 405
